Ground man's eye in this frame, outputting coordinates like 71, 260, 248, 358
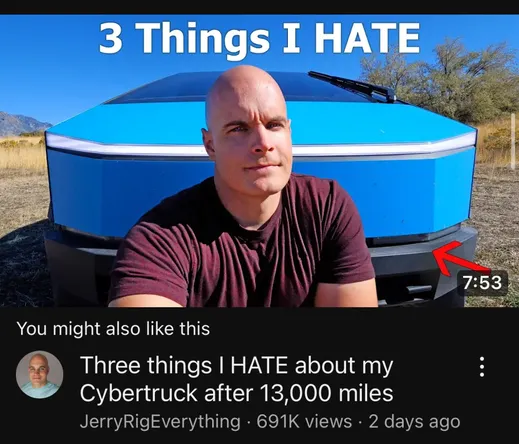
230, 126, 247, 132
267, 122, 283, 129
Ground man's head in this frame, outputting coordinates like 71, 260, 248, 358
28, 353, 49, 388
202, 65, 292, 199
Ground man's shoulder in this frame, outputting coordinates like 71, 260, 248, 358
284, 173, 359, 234
47, 382, 60, 391
288, 172, 340, 190
285, 173, 350, 204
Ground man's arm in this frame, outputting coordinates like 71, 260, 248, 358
315, 182, 378, 307
315, 279, 378, 307
109, 294, 183, 307
108, 222, 191, 308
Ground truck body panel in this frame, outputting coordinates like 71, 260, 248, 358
45, 146, 475, 239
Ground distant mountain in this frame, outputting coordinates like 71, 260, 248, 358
0, 111, 52, 137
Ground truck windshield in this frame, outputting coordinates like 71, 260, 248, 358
105, 71, 378, 104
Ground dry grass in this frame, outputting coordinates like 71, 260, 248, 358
1, 136, 43, 144
0, 137, 47, 171
0, 124, 517, 307
475, 116, 517, 167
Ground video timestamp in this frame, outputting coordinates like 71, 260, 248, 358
457, 269, 508, 297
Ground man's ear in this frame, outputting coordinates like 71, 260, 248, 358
202, 128, 216, 160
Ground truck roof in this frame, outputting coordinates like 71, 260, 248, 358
104, 70, 386, 105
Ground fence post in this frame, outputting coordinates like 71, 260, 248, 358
512, 113, 516, 170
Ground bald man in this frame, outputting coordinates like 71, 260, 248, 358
108, 65, 377, 307
20, 353, 60, 398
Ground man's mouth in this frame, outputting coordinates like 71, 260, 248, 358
245, 164, 280, 170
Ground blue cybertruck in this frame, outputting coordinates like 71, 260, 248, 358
43, 70, 479, 307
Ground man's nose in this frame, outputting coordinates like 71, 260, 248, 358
250, 126, 274, 154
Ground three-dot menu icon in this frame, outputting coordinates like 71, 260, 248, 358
480, 356, 484, 377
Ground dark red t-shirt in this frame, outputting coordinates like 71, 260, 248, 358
108, 173, 375, 307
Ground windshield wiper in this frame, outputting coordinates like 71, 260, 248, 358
308, 71, 397, 103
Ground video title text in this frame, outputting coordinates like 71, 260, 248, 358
99, 21, 420, 60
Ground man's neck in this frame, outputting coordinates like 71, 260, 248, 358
214, 176, 281, 230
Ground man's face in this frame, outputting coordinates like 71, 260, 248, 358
203, 80, 293, 197
28, 356, 48, 387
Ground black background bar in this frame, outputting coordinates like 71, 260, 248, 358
2, 308, 517, 439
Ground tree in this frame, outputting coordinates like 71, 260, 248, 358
359, 38, 519, 125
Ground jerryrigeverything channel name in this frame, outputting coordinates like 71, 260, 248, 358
80, 413, 241, 432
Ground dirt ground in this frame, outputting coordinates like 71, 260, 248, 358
0, 170, 53, 306
462, 165, 519, 307
0, 165, 517, 307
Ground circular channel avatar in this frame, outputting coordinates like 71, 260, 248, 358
16, 351, 63, 399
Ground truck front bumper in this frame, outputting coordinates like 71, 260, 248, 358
44, 229, 117, 306
44, 225, 478, 307
371, 226, 478, 307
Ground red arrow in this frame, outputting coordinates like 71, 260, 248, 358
432, 241, 491, 277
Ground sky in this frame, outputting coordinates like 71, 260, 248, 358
1, 14, 519, 125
